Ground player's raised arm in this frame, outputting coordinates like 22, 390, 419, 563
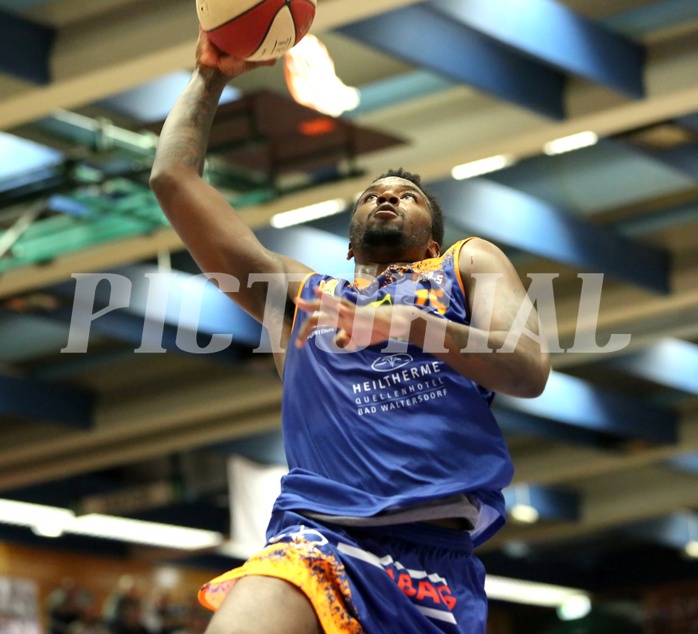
149, 30, 312, 327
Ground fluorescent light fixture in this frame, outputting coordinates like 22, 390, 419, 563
557, 594, 592, 621
485, 575, 587, 607
543, 131, 598, 155
451, 155, 515, 180
510, 503, 540, 524
270, 198, 348, 228
31, 522, 65, 538
0, 499, 74, 529
684, 540, 698, 558
0, 498, 223, 551
69, 514, 223, 550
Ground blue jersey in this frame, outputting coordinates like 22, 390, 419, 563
274, 239, 514, 546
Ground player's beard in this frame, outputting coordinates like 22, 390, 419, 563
356, 223, 403, 247
349, 221, 431, 260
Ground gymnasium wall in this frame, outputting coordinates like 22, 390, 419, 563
0, 540, 214, 631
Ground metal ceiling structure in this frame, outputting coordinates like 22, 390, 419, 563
2, 0, 698, 626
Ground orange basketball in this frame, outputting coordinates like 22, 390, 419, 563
196, 0, 317, 61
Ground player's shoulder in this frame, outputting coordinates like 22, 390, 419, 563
457, 237, 513, 276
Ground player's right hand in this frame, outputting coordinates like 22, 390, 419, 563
196, 28, 276, 78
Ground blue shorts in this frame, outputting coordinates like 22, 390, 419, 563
199, 510, 487, 634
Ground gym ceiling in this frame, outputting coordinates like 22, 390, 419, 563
1, 0, 698, 615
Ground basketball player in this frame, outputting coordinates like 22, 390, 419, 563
150, 30, 550, 634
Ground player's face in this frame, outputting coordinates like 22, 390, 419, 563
349, 177, 437, 263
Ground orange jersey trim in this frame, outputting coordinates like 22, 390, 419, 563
453, 237, 476, 299
289, 271, 317, 335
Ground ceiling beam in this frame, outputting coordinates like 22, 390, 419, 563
549, 255, 698, 371
504, 430, 698, 561
484, 464, 698, 552
510, 410, 698, 487
358, 35, 698, 183
430, 176, 671, 294
0, 0, 424, 131
338, 3, 566, 118
352, 70, 454, 116
0, 369, 283, 492
497, 371, 677, 444
677, 112, 698, 132
640, 143, 698, 178
627, 511, 698, 552
665, 451, 698, 475
494, 407, 622, 449
606, 338, 698, 394
605, 0, 698, 41
0, 0, 696, 140
430, 0, 644, 99
0, 225, 186, 299
0, 9, 54, 84
503, 483, 581, 523
48, 264, 262, 355
0, 373, 93, 428
0, 406, 282, 494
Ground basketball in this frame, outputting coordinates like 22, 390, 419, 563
197, 0, 317, 62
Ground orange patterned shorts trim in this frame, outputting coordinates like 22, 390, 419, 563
199, 530, 364, 634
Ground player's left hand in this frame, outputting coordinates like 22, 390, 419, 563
294, 288, 413, 351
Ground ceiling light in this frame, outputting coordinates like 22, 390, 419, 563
684, 540, 698, 558
451, 155, 515, 180
31, 522, 65, 538
70, 514, 223, 550
284, 34, 361, 117
270, 198, 348, 229
543, 131, 598, 155
510, 503, 540, 524
485, 575, 587, 607
505, 484, 540, 524
557, 594, 592, 621
0, 498, 223, 551
0, 498, 75, 530
154, 567, 182, 589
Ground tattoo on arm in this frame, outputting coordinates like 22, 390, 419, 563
155, 70, 227, 175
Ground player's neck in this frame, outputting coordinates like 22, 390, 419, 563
354, 261, 412, 282
350, 239, 440, 282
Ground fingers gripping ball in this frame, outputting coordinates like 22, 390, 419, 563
197, 0, 317, 61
